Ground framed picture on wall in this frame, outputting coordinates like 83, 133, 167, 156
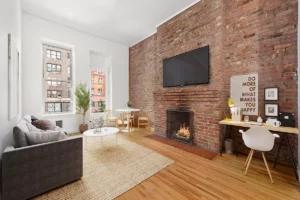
265, 103, 279, 117
264, 87, 279, 101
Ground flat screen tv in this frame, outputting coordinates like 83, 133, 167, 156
163, 45, 209, 87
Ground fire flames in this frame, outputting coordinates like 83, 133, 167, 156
176, 123, 190, 139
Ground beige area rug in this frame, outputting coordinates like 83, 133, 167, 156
35, 135, 174, 200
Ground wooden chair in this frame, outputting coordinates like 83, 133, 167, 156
138, 110, 151, 131
239, 127, 279, 183
130, 112, 135, 127
105, 110, 117, 127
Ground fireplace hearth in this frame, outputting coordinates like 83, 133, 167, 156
166, 109, 194, 145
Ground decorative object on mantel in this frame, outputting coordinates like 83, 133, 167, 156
230, 74, 258, 116
126, 100, 132, 108
265, 103, 279, 117
264, 87, 279, 101
75, 83, 91, 133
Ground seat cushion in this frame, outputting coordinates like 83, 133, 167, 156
32, 120, 56, 131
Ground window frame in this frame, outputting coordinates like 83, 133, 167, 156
42, 39, 75, 116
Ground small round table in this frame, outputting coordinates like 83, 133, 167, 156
83, 127, 119, 149
116, 108, 140, 132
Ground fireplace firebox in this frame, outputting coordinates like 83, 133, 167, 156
166, 109, 194, 145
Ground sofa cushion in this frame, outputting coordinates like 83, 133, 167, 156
25, 131, 61, 145
31, 115, 39, 122
32, 120, 56, 131
13, 126, 29, 148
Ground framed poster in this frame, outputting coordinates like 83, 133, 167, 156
265, 103, 279, 117
264, 87, 278, 101
230, 74, 258, 116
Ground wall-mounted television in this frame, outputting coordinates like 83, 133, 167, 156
163, 45, 209, 87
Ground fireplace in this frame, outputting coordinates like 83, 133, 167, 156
166, 109, 194, 145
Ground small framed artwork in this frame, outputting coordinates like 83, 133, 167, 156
264, 87, 279, 101
265, 104, 279, 117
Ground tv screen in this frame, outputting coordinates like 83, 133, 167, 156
163, 45, 209, 87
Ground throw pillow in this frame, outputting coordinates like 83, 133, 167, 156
32, 120, 56, 131
25, 131, 61, 145
23, 115, 32, 123
13, 126, 29, 148
26, 122, 43, 132
45, 130, 68, 140
31, 115, 39, 122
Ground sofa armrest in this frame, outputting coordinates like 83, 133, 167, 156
1, 137, 83, 200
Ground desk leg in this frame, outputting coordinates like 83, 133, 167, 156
286, 134, 299, 180
220, 125, 227, 156
273, 133, 283, 168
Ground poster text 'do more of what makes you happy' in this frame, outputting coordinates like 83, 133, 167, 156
230, 74, 258, 116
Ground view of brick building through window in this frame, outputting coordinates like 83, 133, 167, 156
43, 44, 73, 113
91, 70, 106, 113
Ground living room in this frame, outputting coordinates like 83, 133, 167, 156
1, 0, 300, 199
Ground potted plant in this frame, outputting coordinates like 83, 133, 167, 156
126, 101, 132, 108
75, 83, 90, 133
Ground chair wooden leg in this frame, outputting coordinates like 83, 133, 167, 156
138, 120, 140, 128
245, 149, 254, 175
245, 149, 253, 167
262, 152, 274, 183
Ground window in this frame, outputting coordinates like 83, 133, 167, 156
47, 90, 62, 98
43, 44, 73, 114
47, 64, 61, 72
98, 88, 102, 95
47, 103, 62, 112
90, 70, 106, 113
47, 49, 61, 60
91, 77, 94, 83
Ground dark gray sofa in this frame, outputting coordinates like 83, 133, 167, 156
1, 137, 83, 200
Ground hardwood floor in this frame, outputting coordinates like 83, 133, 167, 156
117, 129, 300, 200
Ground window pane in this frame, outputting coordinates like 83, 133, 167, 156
57, 65, 61, 72
48, 103, 54, 112
55, 103, 61, 112
52, 64, 57, 71
57, 52, 61, 59
47, 50, 51, 58
47, 64, 52, 72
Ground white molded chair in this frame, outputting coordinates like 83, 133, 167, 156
239, 127, 279, 183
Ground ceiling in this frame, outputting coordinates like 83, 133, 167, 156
21, 0, 200, 46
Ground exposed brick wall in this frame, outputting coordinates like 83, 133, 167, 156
223, 0, 298, 163
129, 0, 298, 159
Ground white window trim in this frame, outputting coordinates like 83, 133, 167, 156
41, 38, 76, 116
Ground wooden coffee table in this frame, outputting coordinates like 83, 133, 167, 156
83, 127, 119, 150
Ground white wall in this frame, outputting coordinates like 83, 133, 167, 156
22, 13, 129, 133
0, 0, 22, 158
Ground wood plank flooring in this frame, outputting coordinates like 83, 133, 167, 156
116, 129, 300, 200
